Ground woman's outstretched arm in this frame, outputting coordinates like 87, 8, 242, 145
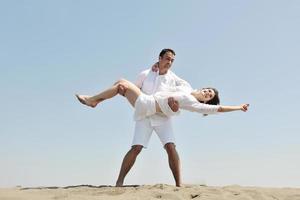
165, 96, 249, 116
217, 104, 249, 112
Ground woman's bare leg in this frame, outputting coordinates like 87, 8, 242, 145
122, 81, 141, 107
75, 84, 120, 108
76, 79, 141, 108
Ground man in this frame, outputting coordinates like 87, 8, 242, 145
116, 49, 192, 187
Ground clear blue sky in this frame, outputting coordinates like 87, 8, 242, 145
1, 0, 299, 188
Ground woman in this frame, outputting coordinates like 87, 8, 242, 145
76, 79, 249, 119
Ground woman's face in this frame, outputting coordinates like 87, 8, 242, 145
196, 88, 215, 103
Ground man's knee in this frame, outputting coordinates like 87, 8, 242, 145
164, 142, 176, 153
130, 145, 143, 155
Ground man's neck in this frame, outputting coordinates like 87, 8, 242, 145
159, 71, 167, 75
158, 62, 168, 75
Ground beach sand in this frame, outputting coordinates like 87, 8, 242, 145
1, 184, 300, 200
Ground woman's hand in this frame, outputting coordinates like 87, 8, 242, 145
218, 104, 250, 113
240, 104, 249, 112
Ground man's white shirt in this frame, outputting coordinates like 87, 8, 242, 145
135, 69, 192, 126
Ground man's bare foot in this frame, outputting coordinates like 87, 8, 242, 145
75, 94, 98, 108
115, 180, 123, 187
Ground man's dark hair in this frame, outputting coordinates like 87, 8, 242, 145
159, 48, 176, 57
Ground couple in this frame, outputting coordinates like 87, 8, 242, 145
76, 48, 249, 187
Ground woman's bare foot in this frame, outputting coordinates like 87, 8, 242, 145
75, 94, 98, 108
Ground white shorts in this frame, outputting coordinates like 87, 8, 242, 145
134, 93, 156, 121
132, 118, 175, 148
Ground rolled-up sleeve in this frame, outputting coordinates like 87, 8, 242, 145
135, 69, 149, 88
180, 94, 220, 115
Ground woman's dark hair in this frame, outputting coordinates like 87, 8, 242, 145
199, 87, 220, 117
199, 87, 220, 105
159, 48, 176, 57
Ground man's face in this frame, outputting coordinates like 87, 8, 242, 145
158, 51, 175, 75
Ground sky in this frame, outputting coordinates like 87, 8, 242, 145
0, 0, 300, 188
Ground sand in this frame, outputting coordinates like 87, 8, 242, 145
1, 184, 300, 200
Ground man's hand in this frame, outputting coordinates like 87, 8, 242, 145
117, 84, 127, 96
151, 62, 159, 72
168, 97, 179, 112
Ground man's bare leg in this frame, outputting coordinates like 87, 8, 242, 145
165, 143, 181, 187
116, 145, 143, 187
